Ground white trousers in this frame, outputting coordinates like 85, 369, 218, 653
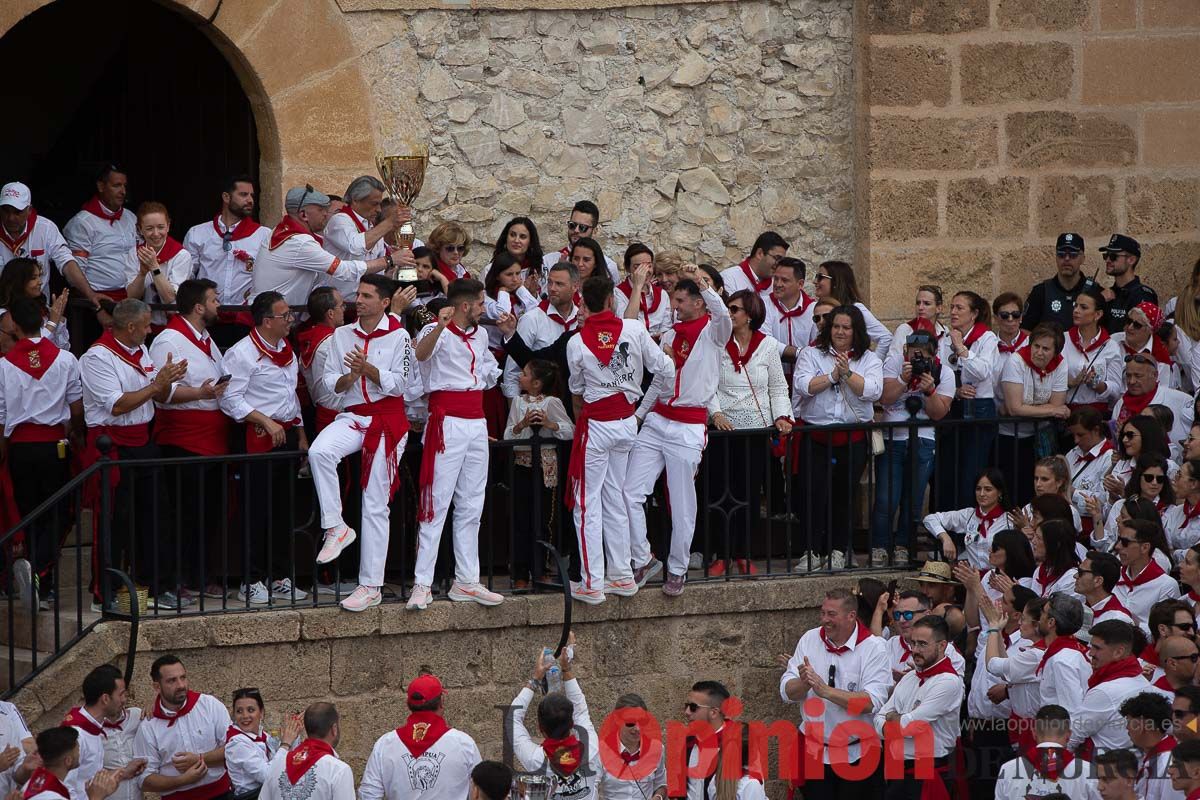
626, 412, 706, 577
571, 417, 637, 589
309, 413, 408, 587
414, 416, 487, 586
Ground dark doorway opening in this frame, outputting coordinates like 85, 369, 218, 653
0, 0, 260, 240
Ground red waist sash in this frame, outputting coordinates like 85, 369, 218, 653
565, 394, 636, 510
154, 408, 230, 456
652, 402, 707, 425
245, 419, 298, 454
9, 422, 65, 444
346, 396, 410, 499
418, 390, 485, 521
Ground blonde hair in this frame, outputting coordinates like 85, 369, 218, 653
1175, 258, 1200, 340
426, 221, 471, 256
654, 252, 685, 275
1036, 455, 1073, 499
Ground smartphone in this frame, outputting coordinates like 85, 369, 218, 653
215, 374, 232, 385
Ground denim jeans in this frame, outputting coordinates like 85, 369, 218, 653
870, 436, 936, 549
935, 397, 997, 509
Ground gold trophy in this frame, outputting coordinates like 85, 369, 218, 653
376, 151, 427, 286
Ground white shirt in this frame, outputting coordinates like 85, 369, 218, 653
102, 709, 143, 800
566, 319, 674, 406
948, 328, 1000, 400
225, 727, 276, 796
1140, 745, 1185, 800
1069, 442, 1116, 527
1110, 333, 1175, 387
301, 331, 340, 414
995, 745, 1097, 800
359, 724, 481, 800
128, 247, 193, 327
1039, 642, 1092, 717
483, 289, 538, 351
80, 338, 157, 428
993, 332, 1029, 412
792, 348, 883, 426
321, 316, 415, 407
1083, 594, 1136, 632
219, 333, 300, 423
0, 702, 30, 798
540, 249, 620, 285
880, 350, 956, 441
321, 208, 386, 299
0, 339, 82, 436
598, 743, 665, 800
999, 354, 1069, 437
718, 263, 772, 302
1114, 562, 1182, 628
419, 323, 501, 393
1062, 330, 1121, 407
0, 213, 74, 302
638, 289, 731, 417
63, 203, 138, 292
501, 302, 578, 398
510, 679, 600, 800
873, 657, 963, 759
968, 621, 1014, 721
133, 694, 231, 794
986, 636, 1043, 720
885, 635, 966, 683
612, 282, 672, 337
252, 227, 369, 307
889, 321, 952, 364
1113, 385, 1195, 445
921, 506, 1015, 572
259, 744, 355, 800
763, 294, 816, 363
853, 303, 893, 354
182, 217, 269, 309
712, 333, 792, 429
780, 625, 892, 763
1022, 567, 1081, 600
63, 707, 107, 800
1166, 502, 1200, 564
148, 322, 224, 412
1068, 672, 1163, 751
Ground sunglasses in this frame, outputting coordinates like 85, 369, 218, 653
222, 229, 234, 253
297, 183, 315, 212
1171, 653, 1200, 662
997, 311, 1022, 321
1116, 536, 1142, 548
815, 273, 832, 282
812, 313, 827, 323
1103, 252, 1127, 261
233, 687, 262, 701
1056, 250, 1081, 258
1142, 473, 1167, 484
442, 244, 467, 253
567, 221, 592, 232
1175, 709, 1197, 719
729, 305, 745, 314
892, 610, 917, 621
1173, 621, 1198, 632
683, 702, 713, 713
1125, 320, 1147, 331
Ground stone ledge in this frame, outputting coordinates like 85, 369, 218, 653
339, 0, 727, 9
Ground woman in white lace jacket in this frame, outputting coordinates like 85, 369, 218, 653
707, 290, 792, 575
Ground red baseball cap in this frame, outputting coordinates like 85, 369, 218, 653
407, 674, 443, 704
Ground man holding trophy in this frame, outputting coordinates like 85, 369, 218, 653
322, 175, 418, 304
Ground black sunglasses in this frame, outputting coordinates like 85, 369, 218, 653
812, 313, 827, 323
683, 702, 712, 713
442, 244, 467, 253
729, 304, 745, 314
297, 183, 315, 212
828, 664, 836, 689
1125, 320, 1147, 331
1103, 252, 1127, 261
1171, 653, 1200, 662
1142, 473, 1167, 484
1174, 709, 1196, 719
1056, 250, 1080, 258
232, 687, 262, 701
222, 229, 234, 252
1172, 621, 1198, 632
567, 221, 592, 232
1116, 536, 1142, 548
815, 273, 832, 282
997, 311, 1022, 321
1121, 430, 1137, 440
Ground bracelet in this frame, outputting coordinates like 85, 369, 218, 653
45, 321, 58, 330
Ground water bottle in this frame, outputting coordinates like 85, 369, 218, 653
542, 647, 563, 694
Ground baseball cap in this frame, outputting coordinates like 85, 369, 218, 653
0, 183, 31, 211
407, 674, 443, 705
1055, 233, 1083, 253
1098, 233, 1141, 257
284, 185, 331, 213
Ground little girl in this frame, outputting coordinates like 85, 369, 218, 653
411, 246, 446, 308
504, 360, 574, 588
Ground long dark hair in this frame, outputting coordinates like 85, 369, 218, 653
1117, 415, 1170, 461
0, 257, 42, 308
1039, 519, 1080, 574
819, 260, 862, 306
977, 467, 1013, 512
569, 237, 606, 280
991, 529, 1035, 581
1125, 454, 1176, 505
484, 251, 521, 299
813, 304, 870, 357
491, 217, 543, 271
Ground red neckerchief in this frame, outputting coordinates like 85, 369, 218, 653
1036, 636, 1088, 675
541, 734, 583, 776
1118, 386, 1157, 425
1153, 674, 1175, 692
974, 505, 1004, 538
1187, 787, 1200, 800
1034, 562, 1067, 596
1074, 440, 1113, 466
537, 299, 575, 331
337, 205, 367, 233
1142, 736, 1178, 779
91, 331, 153, 376
620, 747, 640, 764
151, 690, 200, 727
103, 711, 128, 731
1022, 745, 1074, 781
226, 725, 271, 759
1093, 594, 1130, 616
772, 292, 814, 320
165, 316, 214, 361
963, 323, 990, 349
4, 337, 59, 380
269, 216, 322, 249
435, 258, 460, 284
81, 196, 123, 225
296, 323, 335, 370
212, 215, 261, 242
1141, 643, 1161, 667
0, 208, 37, 253
22, 768, 70, 800
1086, 655, 1143, 689
997, 331, 1029, 354
248, 327, 294, 369
285, 739, 335, 784
726, 331, 766, 373
1124, 337, 1174, 367
1183, 502, 1200, 528
737, 258, 771, 292
668, 316, 709, 370
1187, 588, 1200, 605
616, 280, 665, 330
897, 635, 912, 660
62, 707, 105, 738
396, 710, 451, 758
1118, 559, 1167, 589
579, 310, 624, 366
1017, 344, 1064, 379
915, 655, 958, 686
155, 237, 184, 265
354, 314, 401, 345
1069, 326, 1110, 355
820, 621, 871, 654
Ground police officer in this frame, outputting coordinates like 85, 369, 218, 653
1099, 233, 1157, 333
1022, 232, 1095, 333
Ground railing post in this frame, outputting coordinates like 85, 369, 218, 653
97, 436, 114, 613
530, 429, 545, 585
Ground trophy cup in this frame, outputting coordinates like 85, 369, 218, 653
376, 151, 428, 288
513, 773, 559, 800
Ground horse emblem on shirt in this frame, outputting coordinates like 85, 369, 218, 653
605, 342, 632, 375
402, 751, 445, 791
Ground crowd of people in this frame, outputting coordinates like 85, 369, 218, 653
0, 165, 1199, 615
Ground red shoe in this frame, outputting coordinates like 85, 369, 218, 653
735, 559, 758, 575
708, 559, 729, 577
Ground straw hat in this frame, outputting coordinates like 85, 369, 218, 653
911, 560, 958, 585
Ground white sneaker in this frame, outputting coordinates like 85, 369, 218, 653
893, 546, 911, 566
11, 559, 33, 608
569, 581, 606, 605
791, 551, 825, 572
829, 550, 847, 570
870, 548, 889, 567
238, 582, 270, 605
340, 585, 382, 612
316, 525, 356, 564
270, 578, 308, 600
448, 582, 504, 606
603, 577, 638, 597
407, 584, 433, 610
688, 552, 703, 570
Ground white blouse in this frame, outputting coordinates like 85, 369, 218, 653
127, 248, 193, 328
713, 333, 792, 430
1061, 330, 1121, 407
948, 328, 1000, 400
792, 346, 883, 427
999, 354, 1068, 438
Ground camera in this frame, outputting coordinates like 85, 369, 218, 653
909, 352, 933, 380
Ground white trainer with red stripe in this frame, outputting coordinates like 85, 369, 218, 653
448, 581, 504, 606
316, 525, 357, 564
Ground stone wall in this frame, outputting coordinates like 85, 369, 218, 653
9, 575, 902, 795
344, 0, 856, 267
862, 0, 1200, 323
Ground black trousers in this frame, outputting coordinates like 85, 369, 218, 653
803, 759, 883, 800
8, 441, 70, 583
158, 446, 226, 591
884, 758, 953, 800
110, 442, 165, 593
800, 438, 867, 555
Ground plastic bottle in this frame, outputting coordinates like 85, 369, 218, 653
543, 647, 563, 694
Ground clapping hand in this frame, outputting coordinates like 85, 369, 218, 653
833, 351, 850, 380
136, 246, 158, 273
977, 594, 1004, 628
344, 346, 368, 375
281, 713, 304, 749
495, 312, 516, 337
49, 289, 68, 326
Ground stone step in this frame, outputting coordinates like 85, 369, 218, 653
0, 596, 100, 651
55, 545, 90, 592
0, 647, 45, 692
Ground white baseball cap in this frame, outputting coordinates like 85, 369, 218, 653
0, 183, 31, 211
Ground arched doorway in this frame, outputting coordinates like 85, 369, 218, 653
0, 0, 258, 239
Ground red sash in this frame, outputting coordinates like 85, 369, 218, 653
62, 707, 105, 737
1022, 745, 1075, 781
245, 419, 297, 454
296, 324, 335, 370
1017, 344, 1064, 379
347, 396, 410, 499
0, 209, 37, 254
1086, 655, 1142, 689
1036, 636, 1088, 675
285, 739, 335, 784
396, 711, 451, 758
4, 337, 59, 380
91, 332, 154, 377
579, 310, 624, 366
1117, 389, 1156, 425
418, 391, 485, 522
212, 216, 261, 242
726, 331, 766, 373
337, 205, 367, 233
269, 216, 322, 250
81, 196, 123, 225
541, 734, 584, 776
9, 423, 65, 444
23, 769, 70, 800
963, 323, 990, 349
652, 403, 707, 425
152, 691, 201, 727
164, 316, 214, 361
248, 327, 294, 368
565, 394, 636, 511
1117, 559, 1167, 589
737, 259, 770, 293
1069, 326, 1110, 355
315, 406, 338, 433
154, 409, 230, 457
163, 774, 231, 800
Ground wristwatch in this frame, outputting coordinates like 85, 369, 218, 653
151, 268, 162, 276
